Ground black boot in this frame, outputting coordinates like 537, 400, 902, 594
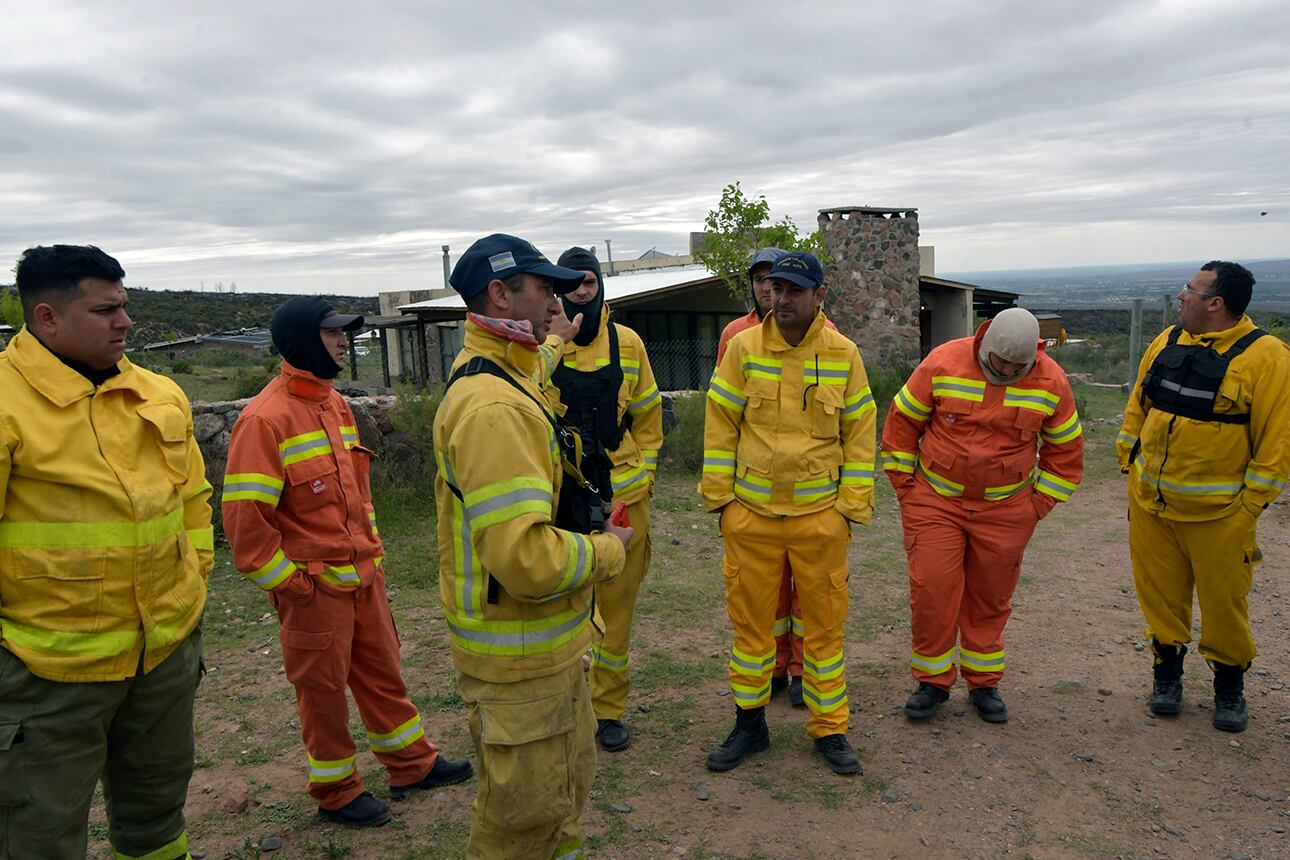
596, 718, 631, 752
1149, 642, 1186, 716
706, 707, 770, 772
318, 791, 391, 828
904, 683, 950, 720
1212, 662, 1249, 733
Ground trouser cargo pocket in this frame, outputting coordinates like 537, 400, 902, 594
475, 692, 576, 833
0, 721, 30, 806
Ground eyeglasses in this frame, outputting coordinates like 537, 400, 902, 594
1180, 284, 1220, 300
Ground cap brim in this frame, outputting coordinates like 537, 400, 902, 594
320, 312, 364, 331
771, 272, 821, 289
527, 261, 588, 295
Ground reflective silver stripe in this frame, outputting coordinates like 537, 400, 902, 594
250, 555, 295, 588
368, 719, 424, 751
222, 479, 283, 499
733, 683, 771, 703
1156, 378, 1217, 401
281, 437, 331, 459
1245, 470, 1286, 490
842, 393, 874, 415
802, 685, 847, 709
794, 480, 838, 497
806, 368, 848, 381
730, 651, 771, 672
446, 607, 590, 647
804, 653, 844, 677
592, 647, 629, 669
465, 487, 553, 527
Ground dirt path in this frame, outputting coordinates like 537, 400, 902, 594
91, 420, 1290, 859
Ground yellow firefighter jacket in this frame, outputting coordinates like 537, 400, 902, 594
0, 329, 214, 682
700, 311, 877, 523
1118, 315, 1290, 522
434, 317, 627, 684
547, 312, 664, 507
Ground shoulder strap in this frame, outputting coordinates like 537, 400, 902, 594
448, 355, 556, 425
1223, 328, 1268, 360
607, 321, 620, 367
1165, 325, 1182, 346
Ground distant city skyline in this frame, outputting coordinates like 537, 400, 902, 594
3, 1, 1287, 296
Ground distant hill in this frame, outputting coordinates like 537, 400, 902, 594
0, 286, 379, 348
946, 259, 1290, 310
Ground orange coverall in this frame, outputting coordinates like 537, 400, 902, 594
881, 324, 1084, 690
717, 310, 837, 683
223, 362, 439, 810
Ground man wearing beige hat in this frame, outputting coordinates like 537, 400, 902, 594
881, 308, 1084, 723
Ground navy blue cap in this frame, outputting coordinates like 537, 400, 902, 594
769, 252, 825, 289
747, 247, 787, 280
450, 234, 585, 303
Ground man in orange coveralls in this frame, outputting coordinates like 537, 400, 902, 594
881, 308, 1084, 723
223, 297, 472, 827
715, 248, 836, 708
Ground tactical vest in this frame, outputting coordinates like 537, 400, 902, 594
550, 323, 630, 506
1140, 325, 1267, 424
445, 355, 607, 534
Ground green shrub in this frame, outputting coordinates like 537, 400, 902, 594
170, 358, 193, 375
661, 391, 704, 472
231, 365, 274, 399
382, 384, 444, 487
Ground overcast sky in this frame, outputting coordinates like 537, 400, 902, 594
2, 0, 1287, 295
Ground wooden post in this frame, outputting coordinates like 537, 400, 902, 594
348, 339, 358, 382
379, 327, 391, 389
1129, 298, 1144, 382
1162, 294, 1173, 329
413, 319, 429, 390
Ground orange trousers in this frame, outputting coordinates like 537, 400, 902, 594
272, 570, 439, 810
773, 562, 804, 679
899, 480, 1041, 690
720, 501, 851, 738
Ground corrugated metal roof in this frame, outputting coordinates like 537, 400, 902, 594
398, 264, 718, 313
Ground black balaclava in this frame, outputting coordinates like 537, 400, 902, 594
270, 296, 342, 379
557, 247, 605, 346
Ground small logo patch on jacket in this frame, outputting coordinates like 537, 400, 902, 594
311, 478, 327, 494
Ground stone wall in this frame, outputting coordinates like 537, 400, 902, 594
818, 208, 922, 364
193, 396, 422, 501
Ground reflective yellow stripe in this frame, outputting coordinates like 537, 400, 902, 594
984, 474, 1035, 500
1, 618, 139, 658
641, 449, 659, 472
1003, 386, 1060, 415
1134, 454, 1241, 495
911, 647, 957, 673
0, 508, 183, 548
882, 450, 916, 473
368, 714, 425, 752
629, 385, 661, 415
1043, 412, 1083, 444
918, 460, 965, 496
1035, 469, 1079, 502
729, 646, 775, 674
793, 476, 838, 501
931, 376, 985, 402
734, 472, 772, 502
463, 476, 554, 531
114, 831, 189, 860
840, 462, 875, 486
242, 548, 298, 590
1244, 467, 1286, 491
540, 532, 591, 599
707, 375, 747, 412
842, 388, 875, 420
445, 606, 590, 657
894, 385, 931, 421
368, 510, 380, 536
222, 471, 285, 505
803, 360, 849, 385
279, 429, 333, 466
801, 679, 848, 712
339, 424, 359, 449
612, 463, 649, 493
183, 480, 213, 502
319, 564, 362, 588
308, 754, 356, 784
144, 606, 200, 653
960, 646, 1005, 672
803, 650, 844, 681
186, 526, 215, 551
592, 645, 629, 671
741, 354, 783, 380
731, 680, 771, 706
702, 449, 736, 474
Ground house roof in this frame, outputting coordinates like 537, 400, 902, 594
399, 265, 721, 319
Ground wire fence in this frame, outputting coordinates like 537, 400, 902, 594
646, 338, 720, 391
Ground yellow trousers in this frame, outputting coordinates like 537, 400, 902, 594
459, 663, 595, 860
589, 498, 652, 721
720, 501, 851, 738
1129, 496, 1260, 667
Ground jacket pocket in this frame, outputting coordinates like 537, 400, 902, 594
808, 385, 845, 439
279, 627, 338, 691
7, 546, 106, 582
138, 403, 191, 486
1013, 409, 1044, 441
0, 721, 30, 806
350, 445, 376, 498
284, 455, 341, 517
475, 692, 576, 832
744, 377, 780, 423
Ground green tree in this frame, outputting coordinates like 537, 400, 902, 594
693, 181, 831, 304
0, 288, 23, 328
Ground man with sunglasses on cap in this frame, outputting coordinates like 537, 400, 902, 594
223, 297, 473, 828
434, 234, 632, 859
882, 308, 1084, 725
717, 248, 839, 709
701, 251, 876, 775
1119, 261, 1290, 732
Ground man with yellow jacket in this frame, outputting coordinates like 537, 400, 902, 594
1119, 260, 1290, 733
0, 245, 213, 860
434, 234, 632, 859
548, 246, 663, 753
700, 251, 876, 775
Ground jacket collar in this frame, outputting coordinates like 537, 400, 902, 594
761, 309, 829, 352
280, 360, 334, 402
1177, 314, 1258, 348
463, 317, 543, 379
6, 327, 143, 407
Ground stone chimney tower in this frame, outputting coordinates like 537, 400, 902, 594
817, 207, 921, 363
